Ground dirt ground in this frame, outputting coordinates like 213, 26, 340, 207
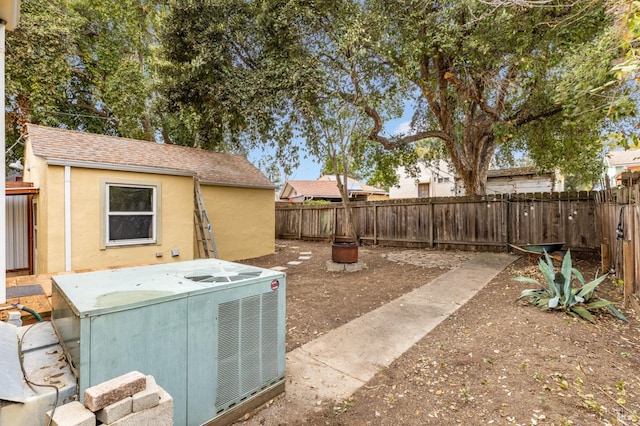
237, 240, 640, 426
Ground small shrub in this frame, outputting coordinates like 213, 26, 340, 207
304, 199, 332, 206
515, 250, 628, 323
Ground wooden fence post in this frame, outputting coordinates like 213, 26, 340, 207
373, 204, 378, 245
601, 243, 610, 274
623, 240, 634, 308
429, 200, 434, 249
505, 193, 511, 253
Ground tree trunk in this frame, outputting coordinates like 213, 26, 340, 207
447, 129, 496, 196
141, 112, 154, 142
457, 164, 489, 196
335, 172, 358, 242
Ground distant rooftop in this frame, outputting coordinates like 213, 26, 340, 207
279, 176, 387, 200
606, 149, 640, 167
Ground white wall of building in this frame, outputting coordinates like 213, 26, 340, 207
485, 174, 564, 194
389, 161, 456, 199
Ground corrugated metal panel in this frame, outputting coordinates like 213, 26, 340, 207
6, 195, 28, 270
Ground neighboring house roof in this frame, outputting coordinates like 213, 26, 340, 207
25, 124, 274, 189
280, 180, 342, 199
279, 176, 387, 200
317, 175, 388, 196
606, 149, 640, 167
614, 166, 640, 183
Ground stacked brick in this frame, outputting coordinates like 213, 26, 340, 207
45, 371, 173, 426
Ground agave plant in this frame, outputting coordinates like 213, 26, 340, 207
515, 250, 628, 323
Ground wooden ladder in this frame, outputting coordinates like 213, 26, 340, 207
194, 178, 219, 258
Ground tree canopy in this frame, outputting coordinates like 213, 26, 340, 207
158, 0, 631, 194
6, 0, 637, 194
370, 0, 632, 193
6, 0, 167, 147
159, 1, 416, 174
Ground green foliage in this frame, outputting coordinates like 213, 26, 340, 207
304, 199, 332, 206
8, 0, 633, 193
6, 0, 171, 146
515, 250, 628, 323
319, 131, 419, 189
159, 0, 628, 195
5, 0, 77, 133
370, 0, 623, 194
612, 1, 639, 81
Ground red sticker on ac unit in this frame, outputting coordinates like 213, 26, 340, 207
270, 279, 280, 290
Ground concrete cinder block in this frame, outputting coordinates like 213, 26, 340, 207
344, 260, 365, 272
96, 396, 133, 424
84, 371, 147, 412
45, 401, 95, 426
325, 260, 345, 272
110, 387, 173, 426
132, 376, 160, 412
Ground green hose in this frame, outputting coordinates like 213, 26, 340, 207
11, 303, 43, 322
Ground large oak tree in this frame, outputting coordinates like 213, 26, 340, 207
160, 0, 627, 194
367, 1, 625, 194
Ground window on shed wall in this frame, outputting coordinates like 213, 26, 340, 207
106, 184, 156, 246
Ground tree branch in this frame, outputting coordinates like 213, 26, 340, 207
495, 65, 517, 115
231, 41, 258, 70
364, 105, 452, 149
444, 71, 501, 121
509, 104, 563, 127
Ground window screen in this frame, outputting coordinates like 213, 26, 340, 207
106, 185, 156, 245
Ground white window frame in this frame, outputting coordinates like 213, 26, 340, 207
104, 182, 158, 247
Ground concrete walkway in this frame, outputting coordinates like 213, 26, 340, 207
246, 252, 517, 424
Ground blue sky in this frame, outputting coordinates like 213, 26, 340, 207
248, 112, 413, 182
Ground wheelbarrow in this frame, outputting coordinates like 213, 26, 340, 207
509, 242, 565, 263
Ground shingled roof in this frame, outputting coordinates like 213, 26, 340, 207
26, 124, 274, 189
280, 180, 342, 199
279, 177, 387, 201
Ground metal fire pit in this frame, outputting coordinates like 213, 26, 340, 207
331, 242, 359, 263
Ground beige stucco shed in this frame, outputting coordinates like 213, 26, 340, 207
22, 124, 276, 274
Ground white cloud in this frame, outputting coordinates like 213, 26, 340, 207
393, 120, 412, 136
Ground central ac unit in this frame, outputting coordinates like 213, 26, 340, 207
51, 259, 286, 425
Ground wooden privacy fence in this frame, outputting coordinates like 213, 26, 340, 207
276, 191, 601, 252
596, 185, 639, 310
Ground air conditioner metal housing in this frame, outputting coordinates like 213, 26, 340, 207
51, 259, 286, 426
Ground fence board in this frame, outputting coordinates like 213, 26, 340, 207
277, 207, 301, 238
273, 187, 638, 313
300, 207, 333, 239
595, 185, 638, 310
276, 191, 599, 251
634, 203, 640, 297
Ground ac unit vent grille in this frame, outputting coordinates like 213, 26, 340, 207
240, 295, 261, 392
216, 291, 281, 410
261, 292, 279, 381
217, 299, 240, 405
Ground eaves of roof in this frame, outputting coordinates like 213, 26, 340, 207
45, 158, 195, 177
